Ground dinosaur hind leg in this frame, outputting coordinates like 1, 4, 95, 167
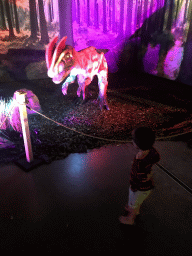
97, 72, 109, 110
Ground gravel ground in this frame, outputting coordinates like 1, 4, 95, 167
0, 73, 192, 164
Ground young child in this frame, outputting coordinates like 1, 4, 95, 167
119, 127, 160, 225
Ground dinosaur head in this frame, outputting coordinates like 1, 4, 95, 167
45, 36, 75, 84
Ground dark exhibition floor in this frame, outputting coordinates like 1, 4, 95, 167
0, 141, 192, 254
0, 72, 192, 254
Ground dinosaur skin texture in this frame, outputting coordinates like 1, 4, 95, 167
45, 36, 109, 110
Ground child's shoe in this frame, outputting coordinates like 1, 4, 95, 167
119, 207, 137, 225
119, 215, 135, 225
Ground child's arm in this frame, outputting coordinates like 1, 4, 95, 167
136, 150, 149, 160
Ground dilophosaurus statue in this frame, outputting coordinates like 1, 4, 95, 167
46, 36, 109, 110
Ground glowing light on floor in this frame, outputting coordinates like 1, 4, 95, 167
67, 154, 84, 178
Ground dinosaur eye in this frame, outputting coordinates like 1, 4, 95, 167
65, 53, 71, 60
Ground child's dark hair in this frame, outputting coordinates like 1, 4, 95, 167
132, 127, 156, 150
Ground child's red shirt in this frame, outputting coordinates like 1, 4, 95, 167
130, 147, 160, 192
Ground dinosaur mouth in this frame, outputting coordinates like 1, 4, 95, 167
52, 71, 66, 84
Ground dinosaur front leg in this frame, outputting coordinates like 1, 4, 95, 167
77, 75, 91, 100
62, 75, 76, 95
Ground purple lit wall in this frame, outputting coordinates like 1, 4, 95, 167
0, 0, 191, 84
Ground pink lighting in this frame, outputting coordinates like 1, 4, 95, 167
0, 0, 191, 85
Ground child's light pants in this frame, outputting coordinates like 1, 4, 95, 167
128, 187, 152, 209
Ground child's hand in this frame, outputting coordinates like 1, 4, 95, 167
146, 172, 153, 180
136, 150, 149, 159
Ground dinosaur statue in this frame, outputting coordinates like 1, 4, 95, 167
46, 36, 109, 110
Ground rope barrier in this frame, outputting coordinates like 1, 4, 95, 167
2, 97, 192, 197
2, 99, 192, 195
26, 106, 130, 143
25, 106, 192, 197
26, 106, 192, 143
1, 97, 191, 143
